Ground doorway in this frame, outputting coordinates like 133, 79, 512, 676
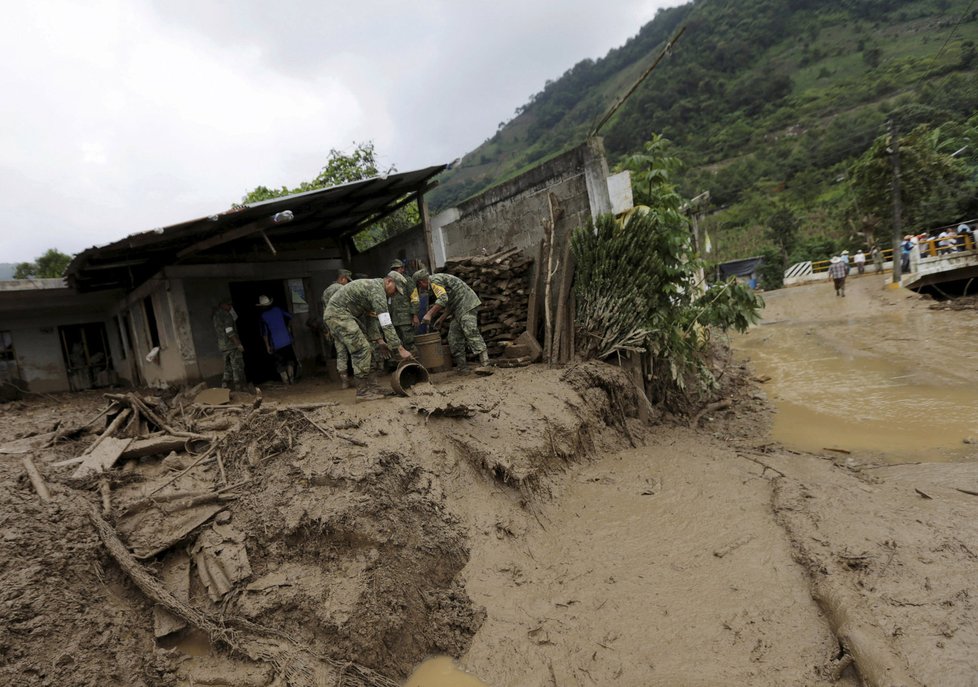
58, 322, 116, 391
228, 280, 290, 385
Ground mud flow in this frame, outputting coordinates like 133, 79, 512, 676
734, 275, 978, 461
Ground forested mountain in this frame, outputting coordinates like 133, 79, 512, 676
430, 0, 978, 276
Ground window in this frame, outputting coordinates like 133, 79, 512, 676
0, 331, 19, 384
143, 296, 161, 349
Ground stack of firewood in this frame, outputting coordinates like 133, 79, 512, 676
443, 247, 534, 358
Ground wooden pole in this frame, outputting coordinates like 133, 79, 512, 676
418, 193, 436, 271
21, 456, 51, 503
889, 120, 904, 284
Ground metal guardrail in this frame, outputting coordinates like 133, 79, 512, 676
809, 235, 976, 273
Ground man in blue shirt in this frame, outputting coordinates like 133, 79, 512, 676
258, 295, 297, 384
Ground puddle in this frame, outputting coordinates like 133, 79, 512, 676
734, 280, 978, 462
158, 628, 214, 657
405, 656, 489, 687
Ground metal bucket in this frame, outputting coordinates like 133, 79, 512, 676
391, 361, 430, 396
414, 332, 445, 369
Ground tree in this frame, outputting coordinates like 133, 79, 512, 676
765, 203, 800, 269
14, 249, 72, 279
238, 141, 417, 252
849, 125, 971, 238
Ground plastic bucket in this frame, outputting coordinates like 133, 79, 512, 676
415, 332, 445, 369
391, 361, 430, 396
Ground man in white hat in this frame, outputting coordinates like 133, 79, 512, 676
827, 256, 848, 297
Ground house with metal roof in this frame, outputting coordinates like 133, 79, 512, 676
1, 166, 445, 393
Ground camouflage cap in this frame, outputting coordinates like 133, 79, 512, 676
389, 259, 404, 269
337, 269, 352, 279
412, 268, 429, 282
386, 270, 407, 295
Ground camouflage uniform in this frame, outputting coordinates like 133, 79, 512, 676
389, 272, 417, 351
323, 279, 402, 379
212, 307, 245, 387
321, 281, 349, 375
412, 272, 487, 367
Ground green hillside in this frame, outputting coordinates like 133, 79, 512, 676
430, 0, 978, 278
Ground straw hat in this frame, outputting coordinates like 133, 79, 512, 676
830, 256, 841, 264
256, 295, 273, 307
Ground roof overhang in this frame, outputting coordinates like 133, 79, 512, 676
67, 165, 446, 292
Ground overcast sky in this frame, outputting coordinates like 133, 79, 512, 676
0, 0, 682, 262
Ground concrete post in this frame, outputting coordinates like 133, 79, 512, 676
584, 137, 613, 221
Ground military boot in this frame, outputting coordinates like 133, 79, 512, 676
475, 350, 494, 376
354, 376, 384, 402
338, 372, 351, 390
453, 355, 470, 375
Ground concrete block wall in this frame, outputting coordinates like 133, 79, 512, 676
438, 138, 615, 262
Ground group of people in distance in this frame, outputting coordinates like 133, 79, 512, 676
900, 222, 975, 272
319, 260, 491, 402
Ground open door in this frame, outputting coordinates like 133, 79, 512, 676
228, 280, 291, 385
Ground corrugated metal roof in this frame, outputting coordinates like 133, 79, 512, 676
67, 165, 446, 292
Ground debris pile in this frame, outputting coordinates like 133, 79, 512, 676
3, 362, 646, 686
443, 247, 534, 358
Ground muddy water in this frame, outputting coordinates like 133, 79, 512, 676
405, 656, 489, 687
734, 276, 978, 461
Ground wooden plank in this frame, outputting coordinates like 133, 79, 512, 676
527, 239, 544, 345
72, 436, 134, 479
153, 551, 190, 637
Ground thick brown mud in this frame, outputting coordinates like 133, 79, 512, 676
3, 298, 977, 687
735, 274, 978, 461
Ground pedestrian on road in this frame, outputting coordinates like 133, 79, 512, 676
258, 295, 297, 385
828, 256, 848, 297
871, 245, 883, 272
854, 249, 866, 275
212, 299, 247, 391
411, 268, 491, 374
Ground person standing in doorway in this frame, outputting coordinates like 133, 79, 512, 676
213, 299, 247, 391
828, 256, 848, 297
321, 269, 353, 388
257, 295, 297, 384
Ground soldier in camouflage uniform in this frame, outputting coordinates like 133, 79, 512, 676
411, 269, 491, 374
388, 259, 417, 353
323, 272, 412, 401
212, 300, 247, 390
321, 269, 353, 388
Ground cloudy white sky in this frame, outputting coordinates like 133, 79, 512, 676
0, 0, 682, 262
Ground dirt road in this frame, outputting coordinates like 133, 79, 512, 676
736, 273, 978, 460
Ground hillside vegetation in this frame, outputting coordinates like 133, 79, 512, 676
430, 0, 978, 282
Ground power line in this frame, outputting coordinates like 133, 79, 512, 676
936, 0, 978, 60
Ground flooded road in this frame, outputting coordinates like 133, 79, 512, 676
734, 275, 978, 461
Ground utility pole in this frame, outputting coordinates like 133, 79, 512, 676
889, 120, 903, 284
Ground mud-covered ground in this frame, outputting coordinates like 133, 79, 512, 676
3, 279, 977, 686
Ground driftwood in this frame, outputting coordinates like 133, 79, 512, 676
82, 408, 131, 456
812, 577, 924, 687
692, 399, 733, 427
300, 411, 368, 447
21, 456, 51, 503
